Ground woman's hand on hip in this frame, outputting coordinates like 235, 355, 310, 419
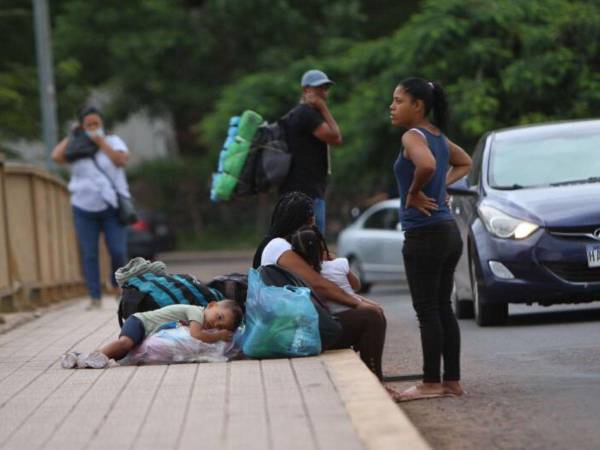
406, 191, 438, 216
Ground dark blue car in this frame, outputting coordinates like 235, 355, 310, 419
448, 119, 600, 326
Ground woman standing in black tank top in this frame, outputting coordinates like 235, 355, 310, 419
390, 78, 472, 401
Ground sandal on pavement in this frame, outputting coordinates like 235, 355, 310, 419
396, 385, 452, 402
384, 386, 403, 402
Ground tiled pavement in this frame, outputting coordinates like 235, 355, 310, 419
0, 299, 429, 450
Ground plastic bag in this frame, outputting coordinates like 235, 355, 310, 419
119, 325, 241, 366
241, 269, 321, 358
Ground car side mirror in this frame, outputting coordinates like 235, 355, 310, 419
447, 177, 478, 197
350, 207, 361, 220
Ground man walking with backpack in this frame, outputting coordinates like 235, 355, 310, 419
279, 69, 343, 235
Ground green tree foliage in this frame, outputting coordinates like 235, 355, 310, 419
0, 4, 40, 141
52, 0, 365, 151
6, 0, 600, 245
202, 0, 600, 194
0, 1, 94, 141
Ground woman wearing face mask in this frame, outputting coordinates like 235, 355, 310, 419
52, 106, 131, 309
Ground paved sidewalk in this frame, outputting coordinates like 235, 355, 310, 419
0, 298, 429, 450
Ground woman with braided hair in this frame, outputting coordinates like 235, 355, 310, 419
253, 191, 391, 382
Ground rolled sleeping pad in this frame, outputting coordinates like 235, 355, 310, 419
237, 110, 263, 141
223, 151, 248, 177
211, 172, 238, 201
217, 150, 226, 172
223, 137, 251, 178
226, 136, 251, 157
210, 173, 221, 202
223, 136, 234, 150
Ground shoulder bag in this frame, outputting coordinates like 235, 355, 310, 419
91, 156, 138, 225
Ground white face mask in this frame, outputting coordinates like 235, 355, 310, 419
86, 127, 105, 138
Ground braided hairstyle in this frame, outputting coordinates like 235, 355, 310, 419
252, 192, 315, 268
288, 225, 331, 273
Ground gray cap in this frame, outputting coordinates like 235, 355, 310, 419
301, 69, 335, 87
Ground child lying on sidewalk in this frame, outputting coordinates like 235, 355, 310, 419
62, 300, 243, 369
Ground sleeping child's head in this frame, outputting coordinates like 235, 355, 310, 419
204, 300, 243, 331
289, 225, 330, 272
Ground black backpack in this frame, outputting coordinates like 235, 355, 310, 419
65, 127, 99, 162
207, 273, 249, 310
257, 265, 342, 351
117, 273, 222, 327
235, 119, 292, 196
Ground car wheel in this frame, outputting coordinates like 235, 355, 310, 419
469, 254, 508, 326
349, 256, 371, 294
452, 280, 474, 319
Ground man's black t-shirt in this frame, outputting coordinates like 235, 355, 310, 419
279, 104, 327, 198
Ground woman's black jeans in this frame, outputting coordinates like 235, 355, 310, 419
332, 306, 387, 380
402, 220, 463, 383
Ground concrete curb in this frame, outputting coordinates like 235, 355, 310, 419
323, 350, 431, 450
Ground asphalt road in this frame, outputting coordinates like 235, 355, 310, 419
378, 283, 600, 450
165, 254, 600, 450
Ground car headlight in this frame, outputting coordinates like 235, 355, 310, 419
478, 204, 539, 239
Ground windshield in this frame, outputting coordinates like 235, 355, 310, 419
488, 125, 600, 189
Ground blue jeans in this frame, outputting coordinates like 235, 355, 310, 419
313, 197, 326, 236
73, 206, 128, 300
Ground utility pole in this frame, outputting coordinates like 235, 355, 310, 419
32, 0, 58, 170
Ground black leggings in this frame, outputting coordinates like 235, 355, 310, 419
333, 305, 387, 380
403, 220, 463, 383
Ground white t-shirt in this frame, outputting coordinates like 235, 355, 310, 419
321, 257, 361, 313
133, 304, 204, 336
260, 238, 360, 313
261, 237, 292, 266
68, 134, 131, 212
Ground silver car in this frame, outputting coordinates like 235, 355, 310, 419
336, 199, 406, 292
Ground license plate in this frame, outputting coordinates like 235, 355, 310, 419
586, 244, 600, 268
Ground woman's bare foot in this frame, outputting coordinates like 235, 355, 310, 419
413, 382, 445, 394
442, 380, 465, 396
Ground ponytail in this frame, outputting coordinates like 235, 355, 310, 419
398, 78, 448, 132
288, 225, 331, 273
430, 82, 448, 132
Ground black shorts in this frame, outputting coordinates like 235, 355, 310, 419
119, 316, 146, 346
